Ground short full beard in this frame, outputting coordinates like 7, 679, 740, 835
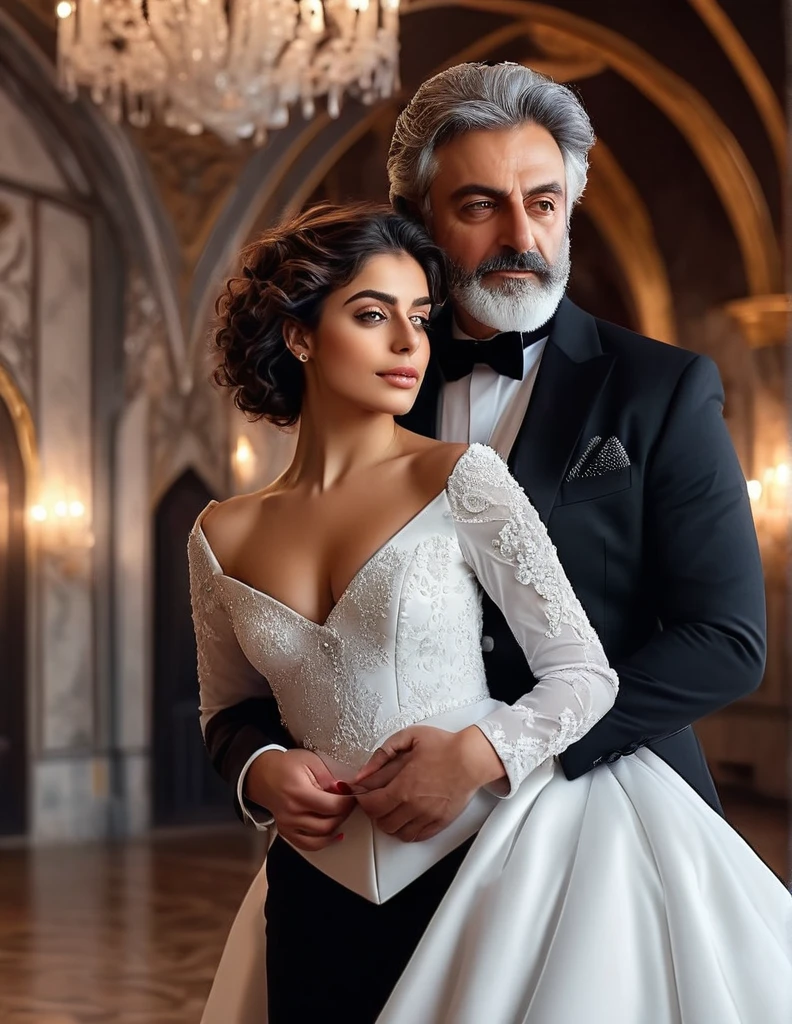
448, 234, 571, 334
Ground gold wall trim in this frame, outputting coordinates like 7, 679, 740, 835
586, 141, 677, 345
0, 362, 38, 485
723, 294, 791, 349
687, 0, 786, 172
407, 0, 781, 295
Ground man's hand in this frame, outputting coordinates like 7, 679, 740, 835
244, 749, 355, 852
350, 725, 506, 843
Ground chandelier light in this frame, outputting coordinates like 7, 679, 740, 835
55, 0, 401, 144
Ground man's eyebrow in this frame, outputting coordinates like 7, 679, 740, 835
449, 181, 565, 201
449, 184, 509, 202
525, 182, 564, 198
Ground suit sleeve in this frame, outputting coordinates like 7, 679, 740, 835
559, 354, 766, 779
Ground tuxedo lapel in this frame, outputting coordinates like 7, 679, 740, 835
510, 298, 615, 523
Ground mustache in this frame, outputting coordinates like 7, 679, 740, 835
475, 250, 552, 278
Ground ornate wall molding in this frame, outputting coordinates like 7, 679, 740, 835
0, 191, 34, 404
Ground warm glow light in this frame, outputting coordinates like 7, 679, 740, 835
54, 501, 68, 517
31, 505, 48, 522
69, 501, 85, 518
56, 1, 73, 18
234, 437, 253, 465
774, 462, 789, 485
747, 479, 763, 502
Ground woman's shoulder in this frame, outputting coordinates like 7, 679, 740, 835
401, 436, 509, 502
402, 435, 468, 495
198, 487, 282, 568
408, 439, 510, 490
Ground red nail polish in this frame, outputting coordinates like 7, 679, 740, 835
336, 782, 353, 796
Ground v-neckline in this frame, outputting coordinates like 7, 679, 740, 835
196, 489, 448, 631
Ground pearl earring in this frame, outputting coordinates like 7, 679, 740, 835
298, 352, 309, 363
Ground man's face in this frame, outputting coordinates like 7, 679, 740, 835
426, 123, 570, 335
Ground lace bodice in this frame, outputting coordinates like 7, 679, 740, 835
189, 445, 618, 793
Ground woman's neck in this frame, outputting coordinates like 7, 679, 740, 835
284, 402, 401, 493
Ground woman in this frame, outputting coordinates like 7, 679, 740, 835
190, 204, 791, 1023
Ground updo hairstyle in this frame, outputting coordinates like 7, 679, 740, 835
213, 203, 447, 427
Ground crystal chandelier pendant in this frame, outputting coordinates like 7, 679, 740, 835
55, 0, 401, 144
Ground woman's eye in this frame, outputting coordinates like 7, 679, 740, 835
410, 315, 430, 330
355, 309, 386, 323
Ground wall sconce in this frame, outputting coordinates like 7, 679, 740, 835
231, 434, 258, 489
747, 462, 789, 562
29, 493, 94, 577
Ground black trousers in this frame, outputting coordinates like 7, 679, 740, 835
265, 834, 474, 1023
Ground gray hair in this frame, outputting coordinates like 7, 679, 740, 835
388, 62, 595, 220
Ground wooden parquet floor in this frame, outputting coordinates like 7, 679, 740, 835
0, 828, 269, 1024
0, 799, 787, 1024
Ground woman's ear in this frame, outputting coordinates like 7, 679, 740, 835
283, 321, 311, 363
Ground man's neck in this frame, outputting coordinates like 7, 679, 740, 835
451, 306, 500, 340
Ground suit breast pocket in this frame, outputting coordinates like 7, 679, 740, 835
557, 467, 632, 506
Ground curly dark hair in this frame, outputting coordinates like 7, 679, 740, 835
213, 203, 447, 427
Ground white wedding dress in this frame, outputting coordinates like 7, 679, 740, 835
190, 444, 792, 1024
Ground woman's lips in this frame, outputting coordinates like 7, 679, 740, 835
377, 368, 419, 389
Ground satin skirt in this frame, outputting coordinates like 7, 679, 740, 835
202, 750, 792, 1024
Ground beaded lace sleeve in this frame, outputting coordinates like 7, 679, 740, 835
188, 515, 276, 733
188, 512, 287, 830
447, 444, 619, 794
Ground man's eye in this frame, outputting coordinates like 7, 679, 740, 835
534, 200, 555, 213
465, 201, 495, 212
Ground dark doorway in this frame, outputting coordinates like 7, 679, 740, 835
152, 469, 234, 826
0, 394, 27, 835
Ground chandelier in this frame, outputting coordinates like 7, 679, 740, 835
55, 1, 401, 144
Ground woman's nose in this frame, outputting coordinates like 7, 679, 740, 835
393, 319, 422, 354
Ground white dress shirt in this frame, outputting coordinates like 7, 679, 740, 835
439, 323, 548, 458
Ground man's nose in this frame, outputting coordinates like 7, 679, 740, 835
498, 204, 535, 255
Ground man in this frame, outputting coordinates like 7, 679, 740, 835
203, 63, 766, 1018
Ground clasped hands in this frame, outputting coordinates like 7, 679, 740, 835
246, 725, 505, 852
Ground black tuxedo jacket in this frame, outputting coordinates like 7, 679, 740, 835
204, 298, 766, 814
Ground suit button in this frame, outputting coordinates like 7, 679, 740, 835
481, 635, 495, 653
604, 751, 621, 764
622, 742, 640, 756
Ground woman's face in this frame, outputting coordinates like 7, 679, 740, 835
298, 252, 433, 418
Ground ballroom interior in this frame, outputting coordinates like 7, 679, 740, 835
0, 1, 789, 1021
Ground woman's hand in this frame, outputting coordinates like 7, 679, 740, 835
350, 725, 505, 843
244, 748, 356, 851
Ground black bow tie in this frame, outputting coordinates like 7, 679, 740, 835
434, 321, 552, 383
